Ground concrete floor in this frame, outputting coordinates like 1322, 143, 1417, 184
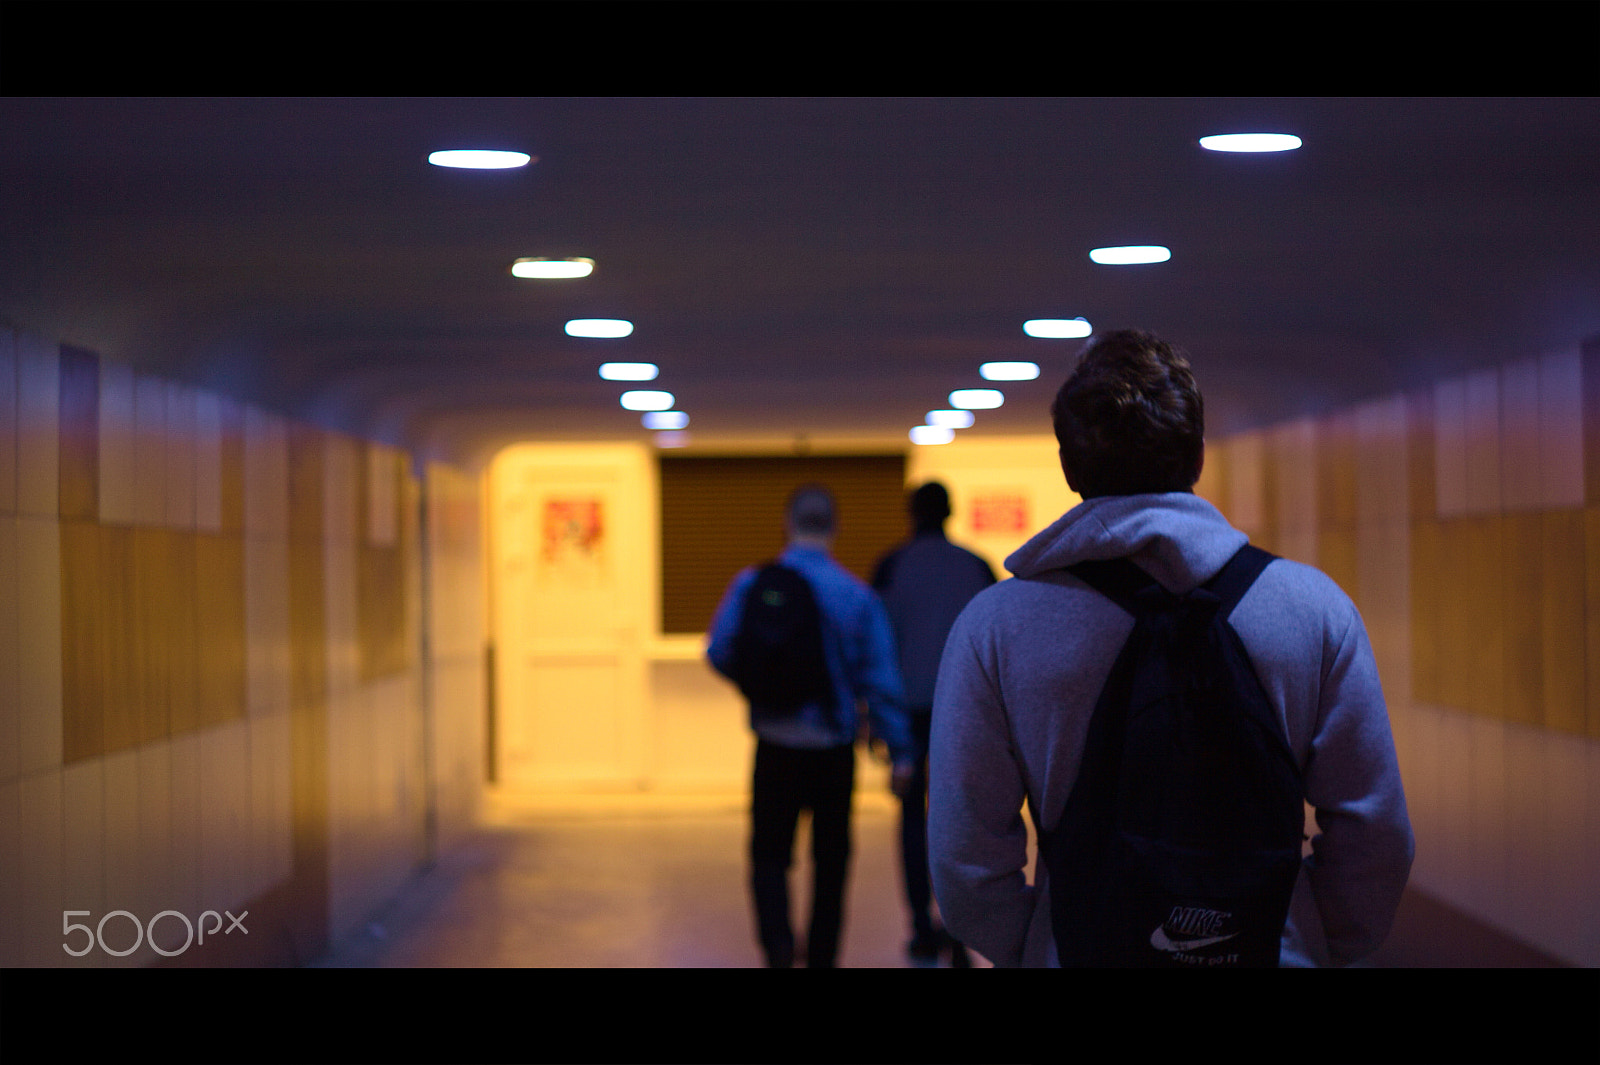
312, 788, 980, 969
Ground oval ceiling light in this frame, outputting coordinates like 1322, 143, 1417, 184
981, 361, 1040, 382
1024, 317, 1092, 339
1199, 133, 1302, 153
926, 409, 975, 429
512, 257, 594, 279
910, 425, 955, 446
950, 389, 1004, 410
566, 319, 634, 338
599, 362, 658, 381
654, 430, 691, 449
1089, 245, 1172, 265
427, 149, 534, 169
642, 411, 689, 430
621, 390, 674, 411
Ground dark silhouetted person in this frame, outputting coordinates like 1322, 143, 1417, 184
929, 329, 1413, 966
872, 481, 995, 966
708, 484, 914, 967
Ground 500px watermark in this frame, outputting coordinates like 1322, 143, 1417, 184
62, 909, 248, 957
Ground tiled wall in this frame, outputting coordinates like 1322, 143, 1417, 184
1200, 341, 1600, 967
0, 327, 484, 967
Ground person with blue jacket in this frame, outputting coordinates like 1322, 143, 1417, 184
708, 484, 915, 967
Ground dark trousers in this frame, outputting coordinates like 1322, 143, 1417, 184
899, 708, 935, 938
750, 739, 855, 968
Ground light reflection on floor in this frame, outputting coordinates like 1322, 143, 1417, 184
312, 788, 986, 968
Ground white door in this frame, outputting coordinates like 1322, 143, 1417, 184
489, 444, 655, 789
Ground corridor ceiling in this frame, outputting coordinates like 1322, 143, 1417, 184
2, 96, 1597, 466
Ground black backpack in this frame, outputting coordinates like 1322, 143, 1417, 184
730, 563, 837, 725
1039, 544, 1305, 967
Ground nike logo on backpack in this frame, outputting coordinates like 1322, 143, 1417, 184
1150, 926, 1240, 953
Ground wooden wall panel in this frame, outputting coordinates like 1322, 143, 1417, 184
1499, 357, 1542, 512
0, 329, 16, 516
219, 398, 244, 535
164, 531, 199, 739
358, 447, 409, 681
1541, 508, 1586, 734
1586, 507, 1600, 737
1407, 388, 1437, 522
1435, 519, 1476, 711
1500, 512, 1544, 726
1463, 516, 1506, 718
1581, 338, 1600, 506
195, 533, 246, 727
1317, 527, 1359, 603
1410, 518, 1441, 705
1317, 410, 1358, 531
56, 346, 98, 523
132, 527, 174, 747
1193, 439, 1225, 514
59, 520, 103, 763
1223, 433, 1265, 540
98, 527, 138, 756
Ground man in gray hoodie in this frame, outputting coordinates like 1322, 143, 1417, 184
927, 329, 1414, 967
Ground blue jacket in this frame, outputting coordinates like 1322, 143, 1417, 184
707, 543, 913, 763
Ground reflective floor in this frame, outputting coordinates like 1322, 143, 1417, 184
312, 788, 980, 969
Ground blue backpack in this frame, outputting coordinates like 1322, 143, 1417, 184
1040, 544, 1305, 967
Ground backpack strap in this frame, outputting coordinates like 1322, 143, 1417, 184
1201, 544, 1277, 617
1067, 543, 1276, 616
1065, 557, 1159, 615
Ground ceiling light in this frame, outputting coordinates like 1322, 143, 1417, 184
926, 409, 975, 429
981, 362, 1039, 382
910, 425, 955, 446
621, 390, 674, 411
566, 319, 634, 338
642, 411, 689, 430
600, 362, 658, 381
427, 149, 534, 169
1024, 318, 1092, 339
1199, 133, 1302, 153
1089, 246, 1171, 265
950, 389, 1004, 410
512, 257, 594, 279
654, 431, 691, 449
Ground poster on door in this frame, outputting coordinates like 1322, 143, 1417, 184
541, 497, 606, 584
970, 491, 1028, 535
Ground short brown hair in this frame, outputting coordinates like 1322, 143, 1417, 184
1051, 329, 1204, 498
786, 483, 837, 535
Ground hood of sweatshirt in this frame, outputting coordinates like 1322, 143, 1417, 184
1004, 492, 1248, 594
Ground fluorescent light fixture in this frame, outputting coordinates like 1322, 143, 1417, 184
654, 430, 691, 449
1089, 245, 1171, 265
599, 362, 658, 381
981, 361, 1040, 382
512, 257, 594, 279
428, 150, 533, 169
1024, 317, 1092, 339
910, 425, 955, 446
926, 409, 975, 429
621, 390, 674, 411
566, 319, 634, 338
1199, 133, 1302, 153
950, 389, 1004, 410
642, 411, 689, 430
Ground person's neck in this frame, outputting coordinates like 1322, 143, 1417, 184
788, 533, 832, 553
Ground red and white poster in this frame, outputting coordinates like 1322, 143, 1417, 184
970, 491, 1028, 535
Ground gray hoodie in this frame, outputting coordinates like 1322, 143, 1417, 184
928, 492, 1414, 967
